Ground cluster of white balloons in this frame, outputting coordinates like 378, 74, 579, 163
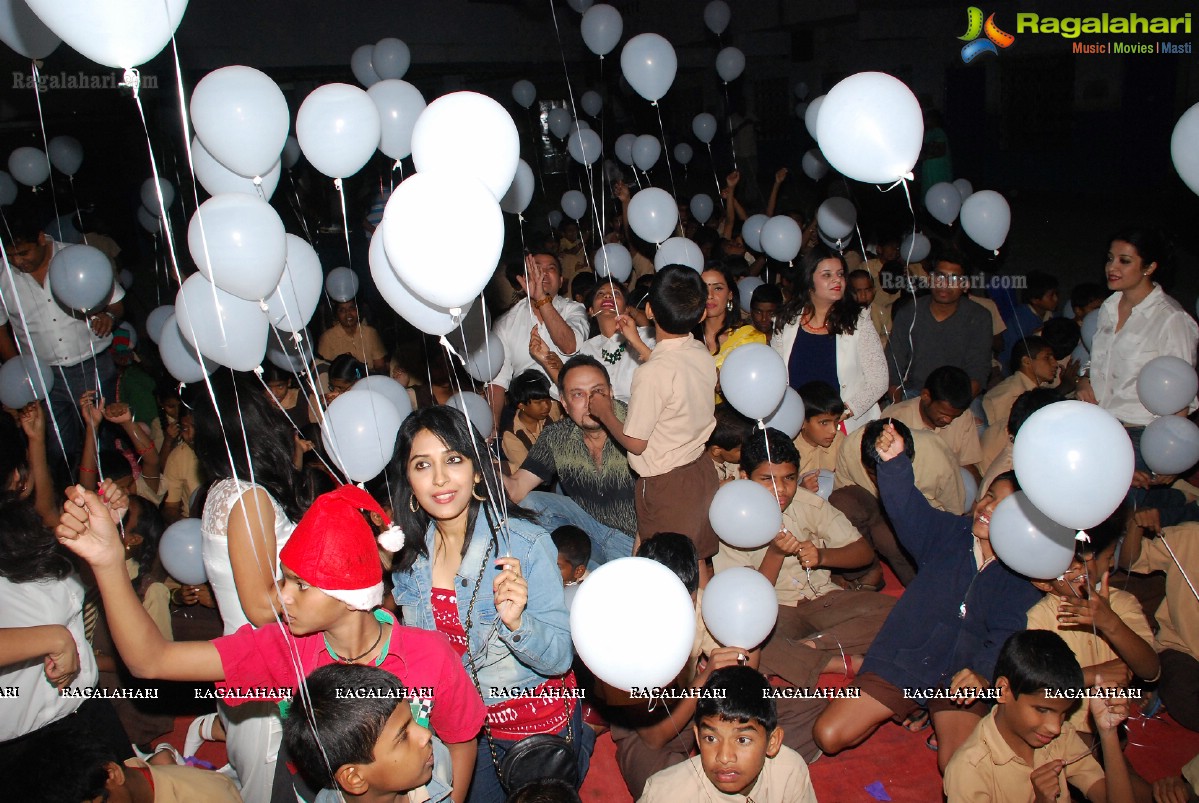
350, 37, 412, 88
2, 0, 186, 70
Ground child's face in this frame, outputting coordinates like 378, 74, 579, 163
518, 397, 553, 423
1075, 298, 1103, 319
744, 461, 799, 510
327, 377, 356, 401
971, 478, 1017, 541
995, 685, 1075, 755
1024, 347, 1060, 384
357, 702, 435, 795
694, 715, 782, 795
749, 301, 778, 336
1032, 289, 1060, 314
801, 413, 839, 449
180, 414, 195, 446
335, 301, 359, 329
556, 554, 585, 586
266, 380, 290, 402
918, 391, 965, 429
278, 565, 354, 636
159, 397, 181, 421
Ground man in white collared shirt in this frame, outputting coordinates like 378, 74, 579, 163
485, 252, 589, 431
1, 212, 125, 471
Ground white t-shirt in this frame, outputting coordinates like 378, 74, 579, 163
0, 572, 98, 741
491, 295, 590, 392
577, 326, 655, 404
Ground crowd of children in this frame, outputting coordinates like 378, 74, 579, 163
3, 155, 1199, 803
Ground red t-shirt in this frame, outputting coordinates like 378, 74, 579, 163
212, 609, 486, 744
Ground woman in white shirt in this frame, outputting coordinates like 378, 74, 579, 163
193, 370, 303, 803
1077, 229, 1199, 482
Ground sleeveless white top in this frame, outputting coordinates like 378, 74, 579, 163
201, 478, 296, 636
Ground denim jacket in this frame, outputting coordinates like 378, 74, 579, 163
392, 514, 572, 707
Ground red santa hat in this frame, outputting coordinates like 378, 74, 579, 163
278, 485, 405, 611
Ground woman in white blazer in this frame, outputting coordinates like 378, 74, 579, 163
772, 247, 889, 433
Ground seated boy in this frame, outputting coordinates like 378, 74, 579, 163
715, 428, 894, 689
944, 630, 1135, 803
55, 484, 485, 800
1119, 516, 1199, 732
882, 365, 983, 480
502, 369, 558, 474
814, 423, 1042, 774
639, 665, 818, 803
980, 337, 1060, 471
705, 403, 755, 484
794, 380, 844, 486
1026, 505, 1159, 744
0, 725, 241, 801
283, 664, 453, 803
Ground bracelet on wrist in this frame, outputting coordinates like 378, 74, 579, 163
532, 296, 553, 309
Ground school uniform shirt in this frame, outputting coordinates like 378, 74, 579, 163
1130, 523, 1199, 659
1090, 285, 1199, 426
0, 239, 126, 366
834, 427, 967, 515
795, 432, 841, 475
882, 397, 982, 469
122, 758, 241, 802
943, 708, 1105, 803
978, 443, 1013, 498
317, 322, 386, 366
1025, 588, 1155, 733
0, 572, 98, 741
713, 459, 739, 483
211, 608, 486, 745
983, 371, 1038, 431
162, 441, 202, 515
490, 295, 590, 393
713, 488, 861, 606
623, 336, 717, 478
638, 745, 818, 803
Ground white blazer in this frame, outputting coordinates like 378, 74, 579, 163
773, 308, 889, 433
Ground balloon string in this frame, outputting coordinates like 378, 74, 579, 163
895, 177, 919, 399
653, 102, 679, 206
707, 143, 722, 200
720, 82, 738, 172
335, 179, 352, 267
127, 68, 186, 292
287, 170, 315, 245
1161, 534, 1199, 605
29, 60, 64, 231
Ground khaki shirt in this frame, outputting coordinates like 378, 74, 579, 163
970, 294, 1008, 337
712, 489, 861, 606
125, 759, 242, 802
944, 709, 1105, 802
162, 441, 203, 513
1025, 588, 1154, 732
1130, 523, 1199, 659
795, 431, 840, 475
639, 745, 818, 803
978, 443, 1013, 498
983, 371, 1038, 433
624, 336, 716, 478
835, 427, 967, 514
317, 322, 386, 365
882, 398, 982, 469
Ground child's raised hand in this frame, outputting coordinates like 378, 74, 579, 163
800, 470, 820, 494
586, 388, 614, 423
98, 478, 129, 525
493, 557, 528, 632
948, 667, 989, 705
56, 486, 125, 571
875, 423, 905, 462
1089, 675, 1130, 734
1151, 775, 1192, 803
1030, 760, 1064, 802
1056, 571, 1119, 634
769, 528, 804, 557
1133, 508, 1162, 535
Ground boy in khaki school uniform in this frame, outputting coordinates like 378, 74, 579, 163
881, 365, 983, 480
588, 266, 720, 580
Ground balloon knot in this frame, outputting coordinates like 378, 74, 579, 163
292, 331, 304, 344
121, 68, 140, 93
1075, 530, 1091, 543
901, 172, 914, 182
757, 419, 766, 430
253, 175, 263, 186
333, 178, 343, 191
449, 307, 463, 319
392, 160, 401, 172
993, 249, 1000, 256
258, 300, 270, 312
517, 214, 524, 224
252, 365, 264, 377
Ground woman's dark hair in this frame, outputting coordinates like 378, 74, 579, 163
0, 492, 73, 583
693, 265, 744, 347
190, 369, 305, 523
777, 245, 861, 336
260, 361, 297, 386
125, 495, 164, 572
328, 354, 367, 384
1109, 226, 1176, 287
388, 406, 533, 573
0, 413, 29, 492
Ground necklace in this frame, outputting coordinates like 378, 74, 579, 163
324, 618, 384, 664
802, 316, 827, 332
601, 342, 627, 364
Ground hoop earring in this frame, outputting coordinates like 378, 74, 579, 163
472, 485, 487, 501
409, 494, 418, 513
726, 300, 734, 312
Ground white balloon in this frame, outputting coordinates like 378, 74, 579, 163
737, 276, 763, 313
1171, 102, 1199, 196
816, 72, 923, 185
709, 480, 783, 549
354, 375, 413, 422
561, 189, 587, 221
689, 193, 713, 224
803, 95, 824, 140
0, 0, 59, 58
673, 143, 693, 165
322, 389, 402, 482
925, 181, 963, 226
567, 0, 593, 11
580, 4, 622, 57
741, 214, 768, 252
382, 171, 503, 310
325, 266, 359, 303
24, 0, 185, 68
989, 491, 1077, 580
411, 91, 520, 202
570, 557, 696, 691
1141, 415, 1199, 475
500, 159, 534, 215
7, 146, 48, 187
187, 193, 287, 301
1012, 400, 1134, 532
136, 205, 160, 234
47, 136, 82, 176
703, 0, 731, 35
0, 170, 15, 206
296, 83, 381, 179
463, 334, 505, 384
719, 343, 787, 420
158, 313, 212, 384
547, 210, 563, 230
368, 79, 427, 161
350, 44, 380, 88
692, 112, 717, 145
615, 133, 637, 165
372, 37, 410, 80
801, 149, 827, 181
715, 46, 745, 83
702, 567, 779, 649
793, 81, 809, 100
900, 231, 931, 264
140, 177, 174, 216
446, 391, 494, 440
512, 79, 536, 109
191, 136, 281, 200
369, 227, 470, 336
627, 187, 678, 244
145, 304, 174, 344
1137, 355, 1199, 417
0, 353, 52, 408
653, 237, 703, 272
174, 273, 269, 373
593, 243, 632, 282
191, 65, 289, 180
960, 190, 1011, 251
760, 215, 803, 263
762, 388, 804, 439
567, 126, 603, 166
816, 197, 856, 240
632, 134, 661, 172
953, 178, 973, 201
620, 33, 677, 103
580, 90, 602, 118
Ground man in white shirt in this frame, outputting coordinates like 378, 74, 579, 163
1, 212, 125, 472
485, 252, 589, 432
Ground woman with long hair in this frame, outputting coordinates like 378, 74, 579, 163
191, 368, 306, 803
574, 281, 653, 404
697, 264, 765, 368
389, 406, 592, 803
774, 246, 888, 433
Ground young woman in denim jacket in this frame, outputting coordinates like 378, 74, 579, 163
389, 406, 594, 803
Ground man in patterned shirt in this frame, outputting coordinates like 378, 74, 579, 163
503, 355, 636, 566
